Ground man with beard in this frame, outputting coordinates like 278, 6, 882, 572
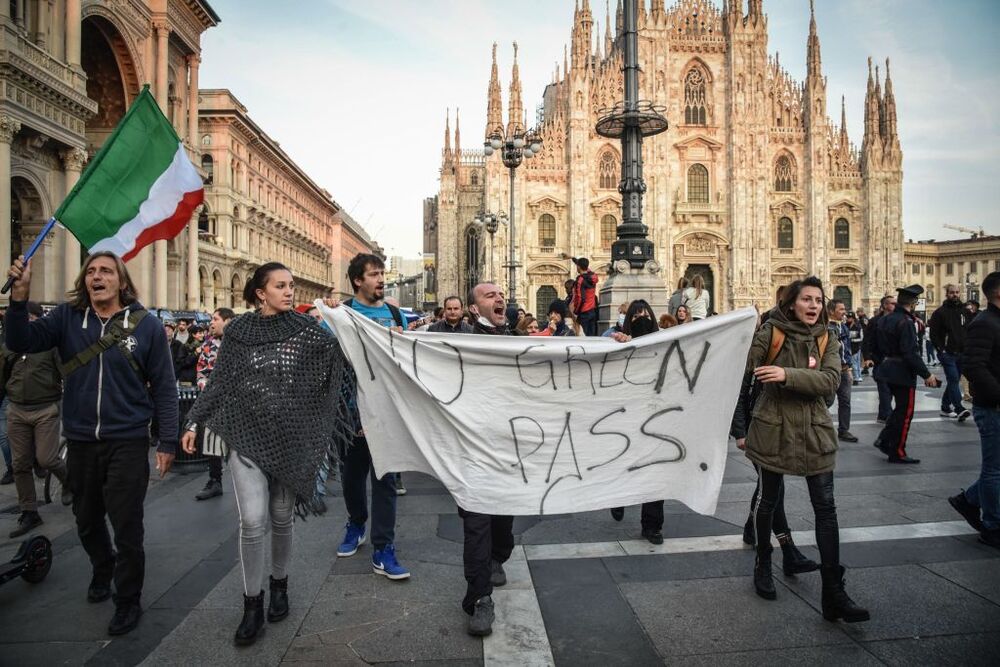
335, 254, 410, 581
930, 284, 971, 421
428, 296, 473, 333
460, 282, 515, 637
872, 285, 940, 463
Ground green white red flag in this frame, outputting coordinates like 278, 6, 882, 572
57, 85, 204, 261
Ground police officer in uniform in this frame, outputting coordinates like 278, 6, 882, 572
872, 285, 941, 463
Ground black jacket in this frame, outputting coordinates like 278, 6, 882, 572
872, 308, 931, 387
861, 312, 884, 363
472, 318, 509, 336
427, 319, 473, 334
961, 303, 1000, 409
2, 347, 62, 406
171, 338, 199, 384
929, 300, 968, 354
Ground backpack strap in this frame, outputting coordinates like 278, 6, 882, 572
764, 327, 785, 365
344, 298, 405, 329
817, 331, 830, 359
60, 309, 149, 382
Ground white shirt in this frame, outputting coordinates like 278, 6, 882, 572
683, 287, 711, 319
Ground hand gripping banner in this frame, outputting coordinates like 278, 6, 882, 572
320, 304, 756, 517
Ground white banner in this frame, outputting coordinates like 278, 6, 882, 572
319, 303, 756, 517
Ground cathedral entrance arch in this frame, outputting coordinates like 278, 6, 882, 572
684, 264, 714, 315
527, 262, 570, 314
82, 16, 141, 148
674, 231, 728, 312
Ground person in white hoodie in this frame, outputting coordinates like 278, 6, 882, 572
683, 274, 711, 320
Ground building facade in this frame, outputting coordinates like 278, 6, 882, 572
904, 235, 1000, 313
434, 0, 905, 315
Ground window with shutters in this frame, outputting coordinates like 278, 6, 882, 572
687, 164, 709, 203
834, 218, 850, 249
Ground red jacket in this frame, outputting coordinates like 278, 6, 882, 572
572, 271, 598, 314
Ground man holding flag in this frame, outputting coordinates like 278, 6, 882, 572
1, 86, 202, 637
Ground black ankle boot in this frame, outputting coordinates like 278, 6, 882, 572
778, 535, 819, 576
267, 576, 289, 623
742, 516, 755, 546
821, 565, 870, 623
234, 591, 265, 646
753, 551, 776, 600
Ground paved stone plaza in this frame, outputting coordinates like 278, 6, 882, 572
0, 379, 997, 666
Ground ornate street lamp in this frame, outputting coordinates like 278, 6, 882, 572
474, 210, 507, 282
484, 125, 542, 305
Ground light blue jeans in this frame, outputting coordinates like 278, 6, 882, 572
850, 350, 862, 379
965, 407, 1000, 531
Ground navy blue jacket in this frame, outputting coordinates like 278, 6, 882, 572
872, 308, 931, 387
4, 300, 178, 453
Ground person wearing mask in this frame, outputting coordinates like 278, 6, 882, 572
950, 273, 1000, 548
668, 277, 688, 316
675, 304, 692, 325
333, 254, 410, 581
683, 274, 711, 320
428, 296, 474, 333
826, 300, 858, 443
862, 295, 897, 423
872, 285, 941, 464
570, 257, 599, 336
533, 300, 575, 337
929, 284, 971, 421
601, 303, 630, 337
607, 300, 669, 544
5, 252, 177, 636
460, 282, 516, 637
192, 307, 235, 501
182, 263, 349, 646
740, 277, 869, 622
4, 301, 70, 538
846, 311, 864, 384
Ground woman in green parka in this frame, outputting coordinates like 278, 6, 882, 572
742, 277, 869, 623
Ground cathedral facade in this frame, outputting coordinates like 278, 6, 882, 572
432, 0, 904, 316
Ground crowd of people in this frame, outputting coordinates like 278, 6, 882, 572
1, 249, 997, 645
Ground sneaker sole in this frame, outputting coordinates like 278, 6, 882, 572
336, 534, 367, 558
373, 566, 411, 580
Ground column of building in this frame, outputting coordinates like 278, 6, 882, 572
152, 19, 170, 308
186, 54, 201, 309
61, 148, 87, 291
0, 116, 21, 302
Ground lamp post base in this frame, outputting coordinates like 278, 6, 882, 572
598, 265, 670, 331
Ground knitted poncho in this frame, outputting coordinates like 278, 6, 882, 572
186, 310, 353, 515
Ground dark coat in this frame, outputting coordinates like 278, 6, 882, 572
743, 308, 842, 477
2, 347, 62, 406
427, 319, 473, 334
961, 303, 1000, 409
872, 308, 931, 387
929, 300, 968, 354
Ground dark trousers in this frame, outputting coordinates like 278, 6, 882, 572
877, 383, 916, 459
611, 501, 665, 531
341, 435, 396, 549
207, 454, 222, 482
836, 369, 852, 434
458, 507, 514, 615
754, 468, 839, 566
875, 374, 893, 421
577, 309, 598, 337
66, 439, 150, 606
746, 464, 792, 535
938, 351, 965, 413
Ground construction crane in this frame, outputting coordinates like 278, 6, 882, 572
943, 223, 986, 238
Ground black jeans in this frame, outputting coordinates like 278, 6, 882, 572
66, 439, 150, 606
207, 454, 222, 482
746, 464, 792, 536
577, 309, 598, 337
877, 383, 916, 459
340, 435, 396, 549
611, 502, 665, 531
836, 369, 852, 434
875, 375, 894, 422
754, 468, 839, 566
457, 507, 514, 615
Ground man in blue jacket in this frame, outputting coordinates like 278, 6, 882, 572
5, 251, 178, 637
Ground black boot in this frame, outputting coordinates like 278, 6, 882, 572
753, 549, 776, 600
821, 565, 870, 623
267, 576, 289, 623
234, 591, 265, 646
778, 534, 819, 576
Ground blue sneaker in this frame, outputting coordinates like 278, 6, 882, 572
372, 544, 410, 580
337, 521, 367, 557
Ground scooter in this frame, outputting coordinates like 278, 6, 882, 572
0, 535, 52, 586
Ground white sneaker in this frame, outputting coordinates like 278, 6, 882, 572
940, 411, 959, 418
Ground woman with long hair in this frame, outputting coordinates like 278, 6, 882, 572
683, 274, 711, 320
181, 262, 351, 645
675, 304, 691, 325
608, 300, 667, 544
740, 277, 868, 622
516, 315, 539, 335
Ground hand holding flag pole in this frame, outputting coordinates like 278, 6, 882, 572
2, 217, 57, 295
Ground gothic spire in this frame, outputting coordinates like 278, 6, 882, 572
486, 43, 503, 139
443, 108, 452, 164
615, 0, 623, 37
875, 63, 886, 141
862, 56, 883, 171
454, 107, 461, 156
806, 0, 821, 80
507, 42, 523, 135
840, 95, 848, 139
605, 0, 613, 56
883, 58, 900, 156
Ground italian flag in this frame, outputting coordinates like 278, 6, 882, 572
57, 85, 204, 261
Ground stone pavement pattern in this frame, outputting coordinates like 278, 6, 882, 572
0, 380, 997, 665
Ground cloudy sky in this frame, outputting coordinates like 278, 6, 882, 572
199, 0, 1000, 260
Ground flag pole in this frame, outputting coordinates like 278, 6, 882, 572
1, 217, 60, 295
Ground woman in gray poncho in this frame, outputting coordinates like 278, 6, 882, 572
181, 262, 349, 646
